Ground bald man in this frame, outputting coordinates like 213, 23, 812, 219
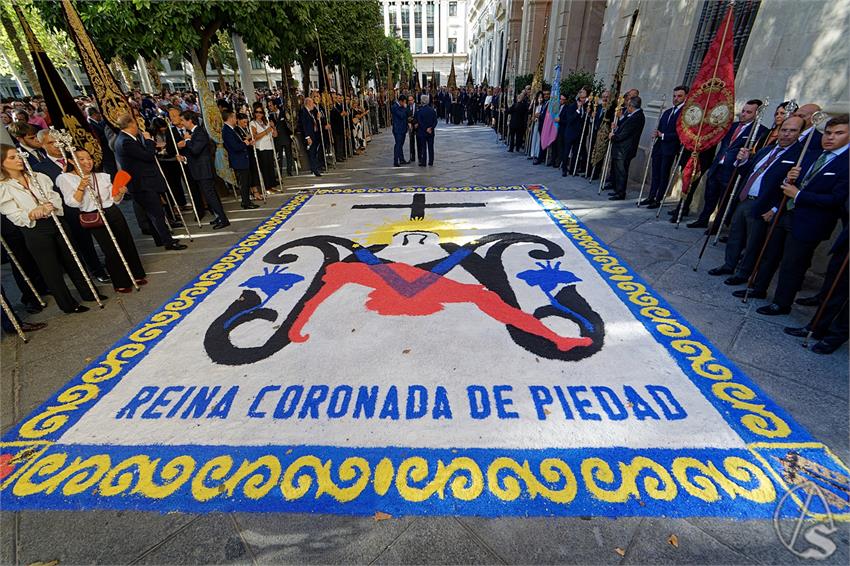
794, 103, 823, 155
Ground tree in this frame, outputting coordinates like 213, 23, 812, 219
0, 3, 42, 95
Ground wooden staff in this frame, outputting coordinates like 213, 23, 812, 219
655, 146, 686, 219
742, 119, 822, 303
153, 157, 194, 241
1, 236, 46, 307
0, 292, 27, 342
18, 150, 103, 308
166, 123, 202, 227
804, 253, 848, 348
584, 95, 599, 178
573, 95, 592, 175
248, 124, 268, 200
636, 94, 667, 206
598, 96, 624, 195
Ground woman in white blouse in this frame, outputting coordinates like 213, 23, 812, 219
57, 149, 146, 293
0, 144, 99, 313
250, 106, 279, 192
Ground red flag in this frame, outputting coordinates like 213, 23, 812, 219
676, 6, 736, 194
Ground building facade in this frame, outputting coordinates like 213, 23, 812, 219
381, 0, 469, 88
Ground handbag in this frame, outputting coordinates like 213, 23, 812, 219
79, 174, 105, 229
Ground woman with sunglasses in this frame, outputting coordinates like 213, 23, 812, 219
249, 105, 279, 194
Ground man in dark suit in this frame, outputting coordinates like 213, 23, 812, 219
688, 99, 769, 227
87, 107, 117, 178
114, 113, 187, 250
414, 94, 438, 166
222, 110, 260, 208
391, 95, 409, 167
506, 92, 529, 153
330, 93, 347, 162
267, 99, 294, 176
298, 97, 322, 176
557, 90, 588, 176
736, 114, 849, 314
608, 96, 646, 200
407, 95, 418, 163
793, 103, 823, 156
707, 116, 804, 283
179, 111, 229, 229
33, 129, 109, 281
642, 85, 688, 208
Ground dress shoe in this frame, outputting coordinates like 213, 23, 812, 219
94, 273, 111, 284
23, 302, 43, 314
428, 162, 434, 166
723, 275, 748, 286
164, 242, 188, 251
170, 221, 185, 229
719, 236, 729, 244
213, 221, 230, 230
732, 288, 766, 299
314, 171, 322, 177
561, 172, 567, 177
783, 326, 815, 338
67, 304, 89, 314
638, 198, 654, 206
646, 201, 661, 209
419, 163, 426, 167
708, 266, 733, 276
796, 295, 821, 307
241, 203, 260, 210
811, 339, 845, 355
608, 194, 626, 201
687, 220, 708, 229
20, 321, 47, 332
756, 303, 791, 316
114, 287, 133, 294
135, 278, 148, 286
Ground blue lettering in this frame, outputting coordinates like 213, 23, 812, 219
141, 386, 184, 419
207, 386, 238, 419
567, 386, 601, 421
116, 386, 158, 419
623, 386, 660, 420
166, 386, 196, 418
327, 385, 353, 418
467, 385, 490, 419
493, 385, 519, 419
298, 385, 329, 418
353, 386, 379, 418
273, 385, 303, 419
432, 386, 452, 419
248, 385, 281, 418
529, 386, 553, 420
406, 385, 428, 419
553, 386, 575, 419
181, 386, 221, 419
379, 386, 399, 419
646, 385, 687, 420
591, 386, 628, 421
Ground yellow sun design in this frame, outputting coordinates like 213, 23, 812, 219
356, 217, 471, 245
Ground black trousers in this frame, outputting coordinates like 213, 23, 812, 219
160, 161, 186, 206
256, 150, 277, 189
63, 206, 105, 277
508, 127, 525, 152
234, 168, 252, 206
649, 148, 676, 201
21, 218, 94, 312
695, 171, 733, 225
89, 205, 146, 289
278, 143, 294, 175
133, 189, 174, 247
610, 151, 634, 197
1, 219, 47, 306
723, 200, 769, 279
393, 132, 406, 165
409, 129, 417, 161
809, 249, 849, 340
417, 133, 434, 165
197, 178, 227, 222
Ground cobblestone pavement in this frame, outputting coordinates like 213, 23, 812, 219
1, 123, 847, 565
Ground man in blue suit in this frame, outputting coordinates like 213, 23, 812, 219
222, 110, 259, 209
642, 85, 688, 208
708, 116, 804, 283
688, 99, 769, 228
736, 114, 849, 315
414, 94, 438, 166
391, 95, 409, 167
608, 96, 646, 200
179, 111, 229, 229
557, 90, 587, 176
297, 97, 324, 177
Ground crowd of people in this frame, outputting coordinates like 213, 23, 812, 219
0, 84, 384, 337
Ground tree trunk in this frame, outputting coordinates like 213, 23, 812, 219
0, 10, 40, 96
147, 57, 162, 93
298, 57, 312, 95
0, 45, 29, 96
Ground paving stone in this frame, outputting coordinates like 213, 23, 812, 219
622, 518, 752, 564
371, 517, 502, 565
133, 514, 250, 565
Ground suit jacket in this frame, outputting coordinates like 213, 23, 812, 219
414, 105, 438, 137
735, 143, 802, 217
558, 102, 585, 144
707, 121, 770, 180
114, 131, 166, 194
656, 105, 683, 156
507, 99, 529, 131
791, 150, 850, 242
32, 156, 70, 183
268, 111, 292, 148
299, 106, 320, 142
391, 102, 408, 135
183, 125, 215, 181
611, 108, 645, 159
222, 123, 250, 171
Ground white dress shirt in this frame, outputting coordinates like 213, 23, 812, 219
56, 171, 118, 212
250, 120, 275, 151
0, 173, 64, 228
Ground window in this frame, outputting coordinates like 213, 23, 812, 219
426, 1, 435, 52
250, 57, 264, 70
449, 1, 457, 16
448, 38, 457, 53
401, 1, 410, 39
167, 55, 183, 72
683, 0, 760, 86
389, 7, 397, 32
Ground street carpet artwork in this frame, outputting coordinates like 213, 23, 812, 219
2, 185, 848, 519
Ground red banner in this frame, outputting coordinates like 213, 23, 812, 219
676, 6, 736, 193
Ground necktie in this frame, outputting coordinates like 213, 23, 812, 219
788, 151, 832, 211
57, 158, 66, 168
738, 148, 781, 201
731, 123, 745, 142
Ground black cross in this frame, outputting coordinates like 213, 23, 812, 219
352, 193, 485, 220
